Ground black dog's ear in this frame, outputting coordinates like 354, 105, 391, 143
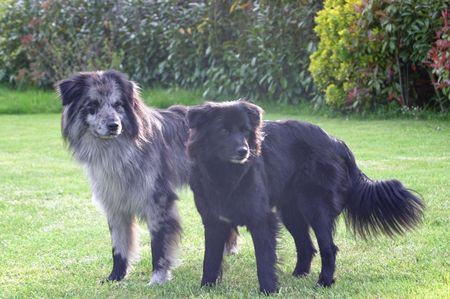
241, 101, 264, 128
55, 73, 88, 106
187, 104, 213, 129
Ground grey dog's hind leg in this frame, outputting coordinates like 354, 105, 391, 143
224, 226, 241, 255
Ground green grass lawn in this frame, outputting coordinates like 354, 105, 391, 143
0, 111, 448, 298
0, 85, 204, 114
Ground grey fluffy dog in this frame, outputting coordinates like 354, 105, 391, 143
56, 70, 238, 284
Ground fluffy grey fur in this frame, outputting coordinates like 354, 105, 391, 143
56, 70, 190, 284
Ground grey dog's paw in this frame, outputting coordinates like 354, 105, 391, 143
149, 269, 172, 285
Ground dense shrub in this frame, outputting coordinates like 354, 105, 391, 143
425, 9, 450, 111
1, 0, 446, 112
310, 0, 361, 109
117, 1, 210, 87
0, 0, 31, 86
0, 0, 321, 104
199, 0, 322, 103
0, 0, 121, 87
310, 0, 450, 112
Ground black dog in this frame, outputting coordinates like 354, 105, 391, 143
186, 100, 424, 294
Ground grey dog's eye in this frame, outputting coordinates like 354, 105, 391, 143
113, 102, 122, 109
87, 101, 99, 114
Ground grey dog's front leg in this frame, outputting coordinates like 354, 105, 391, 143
106, 212, 138, 281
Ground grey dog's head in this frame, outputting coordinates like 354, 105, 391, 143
56, 70, 146, 143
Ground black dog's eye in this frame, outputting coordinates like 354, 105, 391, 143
240, 127, 251, 136
221, 128, 230, 135
87, 101, 99, 114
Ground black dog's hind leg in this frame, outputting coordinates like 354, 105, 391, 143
305, 208, 338, 287
201, 222, 232, 287
248, 212, 279, 294
106, 212, 138, 281
280, 203, 316, 277
147, 195, 182, 285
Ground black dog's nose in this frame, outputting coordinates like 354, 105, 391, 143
237, 147, 248, 157
107, 122, 119, 131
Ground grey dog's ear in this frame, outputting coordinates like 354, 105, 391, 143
187, 103, 213, 129
55, 73, 88, 106
241, 101, 264, 128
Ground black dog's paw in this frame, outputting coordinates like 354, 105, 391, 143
316, 275, 335, 287
260, 285, 279, 295
293, 269, 310, 277
200, 280, 218, 288
259, 279, 279, 295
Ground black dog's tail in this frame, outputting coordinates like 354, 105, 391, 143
337, 138, 425, 239
344, 171, 425, 239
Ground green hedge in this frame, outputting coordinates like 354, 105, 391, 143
0, 0, 321, 104
1, 0, 448, 112
310, 0, 449, 112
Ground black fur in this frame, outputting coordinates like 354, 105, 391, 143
108, 251, 128, 281
187, 101, 424, 293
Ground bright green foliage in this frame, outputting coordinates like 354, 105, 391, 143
310, 0, 361, 108
310, 0, 450, 112
325, 84, 346, 108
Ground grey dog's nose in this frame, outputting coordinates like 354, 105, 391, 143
237, 147, 248, 157
107, 122, 119, 131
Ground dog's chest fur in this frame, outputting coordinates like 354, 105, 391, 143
76, 134, 160, 216
193, 162, 270, 226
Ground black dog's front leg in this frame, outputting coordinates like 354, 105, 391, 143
248, 213, 279, 294
201, 222, 231, 287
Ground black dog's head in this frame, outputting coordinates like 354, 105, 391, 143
56, 70, 147, 142
187, 100, 264, 164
